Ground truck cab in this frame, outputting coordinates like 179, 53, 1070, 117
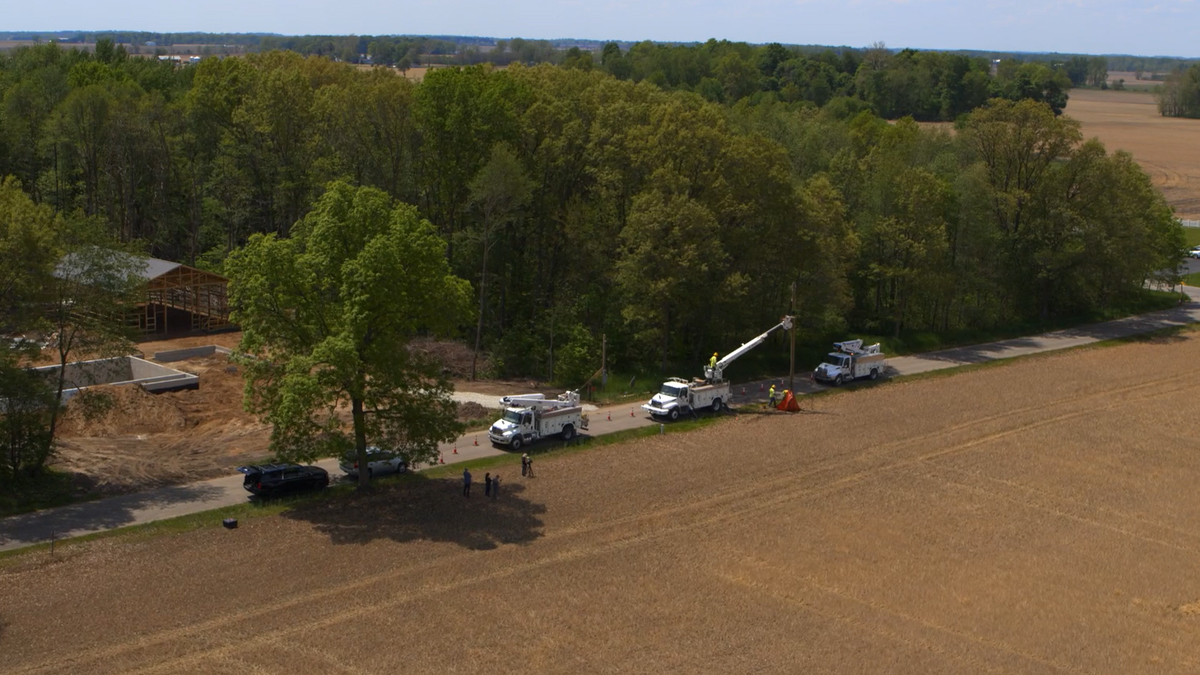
489, 408, 535, 447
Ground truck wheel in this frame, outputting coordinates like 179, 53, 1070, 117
834, 375, 844, 386
711, 398, 723, 413
869, 368, 879, 381
510, 437, 522, 451
561, 424, 575, 441
668, 408, 680, 421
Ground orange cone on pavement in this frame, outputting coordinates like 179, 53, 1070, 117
607, 412, 611, 421
453, 446, 458, 454
439, 453, 445, 464
474, 438, 479, 446
759, 382, 764, 392
630, 409, 634, 417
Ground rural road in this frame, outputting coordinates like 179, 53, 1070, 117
3, 285, 1200, 552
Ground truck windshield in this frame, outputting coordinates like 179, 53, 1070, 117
502, 410, 523, 423
660, 384, 686, 397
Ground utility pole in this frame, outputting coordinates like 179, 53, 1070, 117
601, 334, 607, 388
789, 282, 796, 393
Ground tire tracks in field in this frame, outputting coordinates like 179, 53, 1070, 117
14, 369, 1199, 675
714, 563, 1075, 675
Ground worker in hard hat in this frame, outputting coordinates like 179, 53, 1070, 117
768, 384, 777, 408
709, 352, 718, 370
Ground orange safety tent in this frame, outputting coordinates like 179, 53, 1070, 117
776, 389, 801, 412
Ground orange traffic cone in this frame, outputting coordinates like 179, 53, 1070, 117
439, 454, 445, 464
741, 387, 746, 396
453, 446, 458, 454
473, 438, 478, 446
607, 412, 611, 421
630, 409, 634, 417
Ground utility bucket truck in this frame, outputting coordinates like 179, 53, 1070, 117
812, 339, 886, 385
643, 317, 794, 421
488, 391, 586, 451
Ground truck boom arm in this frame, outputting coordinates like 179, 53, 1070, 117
705, 316, 794, 382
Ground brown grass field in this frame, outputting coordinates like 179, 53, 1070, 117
1064, 88, 1200, 219
5, 332, 1200, 673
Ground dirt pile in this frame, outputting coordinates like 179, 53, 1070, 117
410, 337, 488, 379
456, 401, 488, 421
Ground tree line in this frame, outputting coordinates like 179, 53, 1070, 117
0, 41, 1182, 373
1157, 64, 1200, 117
0, 40, 1185, 497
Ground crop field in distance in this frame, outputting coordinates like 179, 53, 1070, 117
1065, 88, 1200, 220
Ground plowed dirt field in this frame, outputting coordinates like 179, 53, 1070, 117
1064, 88, 1200, 219
5, 333, 1200, 673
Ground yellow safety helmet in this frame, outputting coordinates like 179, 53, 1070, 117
712, 352, 718, 356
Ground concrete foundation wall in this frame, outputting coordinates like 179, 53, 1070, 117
153, 345, 232, 362
34, 356, 199, 402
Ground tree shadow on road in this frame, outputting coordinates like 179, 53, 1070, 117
0, 483, 227, 550
280, 475, 545, 551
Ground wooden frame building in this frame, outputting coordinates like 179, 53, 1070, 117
135, 258, 231, 335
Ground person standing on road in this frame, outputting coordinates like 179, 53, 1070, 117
521, 453, 529, 477
463, 468, 472, 497
492, 475, 500, 500
768, 384, 776, 408
484, 472, 492, 497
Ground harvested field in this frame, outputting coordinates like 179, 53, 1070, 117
1065, 88, 1200, 219
6, 332, 1200, 673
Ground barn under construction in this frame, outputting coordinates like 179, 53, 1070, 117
132, 258, 231, 335
56, 251, 232, 336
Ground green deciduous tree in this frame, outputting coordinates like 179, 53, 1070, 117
226, 181, 472, 488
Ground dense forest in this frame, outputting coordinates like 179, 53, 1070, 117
0, 41, 1184, 384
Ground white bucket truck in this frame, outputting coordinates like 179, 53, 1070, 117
812, 339, 886, 385
488, 391, 586, 451
643, 316, 793, 421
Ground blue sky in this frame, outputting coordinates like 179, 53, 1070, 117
8, 0, 1200, 57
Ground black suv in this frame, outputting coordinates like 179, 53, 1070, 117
237, 464, 329, 497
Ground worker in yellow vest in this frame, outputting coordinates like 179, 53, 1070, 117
709, 352, 718, 370
768, 384, 777, 407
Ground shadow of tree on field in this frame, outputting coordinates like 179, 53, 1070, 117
281, 475, 545, 551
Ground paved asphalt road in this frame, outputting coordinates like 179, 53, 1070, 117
3, 286, 1200, 552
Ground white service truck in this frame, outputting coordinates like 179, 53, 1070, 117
643, 377, 729, 420
812, 339, 886, 385
643, 316, 794, 421
488, 391, 586, 451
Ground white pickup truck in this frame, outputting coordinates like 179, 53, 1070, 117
642, 378, 729, 421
